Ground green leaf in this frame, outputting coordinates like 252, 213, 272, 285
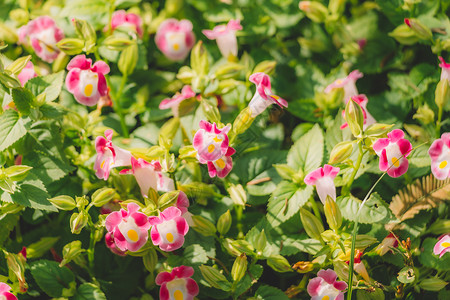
419, 238, 450, 271
280, 235, 321, 256
234, 264, 263, 298
30, 259, 76, 298
336, 193, 394, 224
397, 266, 416, 284
0, 213, 19, 246
25, 71, 64, 102
287, 124, 323, 175
183, 244, 208, 265
11, 87, 34, 115
27, 237, 60, 259
254, 285, 290, 300
0, 109, 27, 151
267, 181, 313, 227
73, 283, 107, 300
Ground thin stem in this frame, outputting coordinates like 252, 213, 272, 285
86, 216, 97, 272
309, 197, 322, 221
170, 172, 178, 190
342, 141, 364, 196
236, 205, 244, 239
436, 105, 443, 138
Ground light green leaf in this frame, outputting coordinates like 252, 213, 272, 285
0, 109, 26, 151
280, 235, 321, 256
11, 87, 34, 115
73, 283, 107, 300
336, 193, 394, 224
183, 244, 208, 265
287, 124, 323, 175
25, 71, 64, 102
30, 259, 76, 298
254, 285, 290, 300
234, 264, 263, 298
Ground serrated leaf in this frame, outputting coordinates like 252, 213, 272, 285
254, 285, 290, 300
30, 259, 75, 298
25, 71, 64, 102
336, 193, 394, 224
11, 87, 34, 115
280, 235, 321, 256
287, 124, 323, 174
73, 283, 107, 300
267, 181, 313, 227
183, 244, 208, 265
0, 110, 27, 151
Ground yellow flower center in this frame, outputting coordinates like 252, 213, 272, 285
216, 158, 226, 169
100, 160, 105, 169
213, 136, 222, 143
391, 157, 400, 167
174, 290, 183, 300
127, 229, 139, 242
442, 242, 450, 248
271, 94, 280, 100
166, 232, 174, 243
208, 144, 215, 153
173, 43, 180, 51
322, 296, 330, 300
46, 44, 55, 53
84, 84, 94, 97
439, 160, 447, 169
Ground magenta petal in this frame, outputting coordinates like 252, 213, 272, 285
186, 278, 199, 296
97, 74, 108, 96
150, 226, 161, 245
65, 69, 81, 92
318, 269, 337, 284
92, 61, 110, 74
387, 158, 409, 178
387, 129, 404, 143
105, 211, 122, 231
176, 217, 189, 235
155, 272, 174, 285
397, 139, 412, 157
379, 149, 389, 171
132, 212, 149, 227
67, 54, 91, 70
148, 216, 163, 225
336, 293, 345, 300
333, 281, 348, 291
0, 283, 11, 294
373, 138, 389, 154
3, 292, 17, 300
126, 202, 140, 214
161, 206, 181, 221
307, 277, 323, 296
428, 139, 443, 160
174, 265, 195, 278
439, 247, 450, 258
159, 284, 169, 300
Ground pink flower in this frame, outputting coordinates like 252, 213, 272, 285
120, 157, 174, 196
0, 283, 17, 300
18, 16, 64, 63
206, 147, 236, 178
307, 269, 347, 300
175, 191, 193, 225
17, 61, 37, 86
428, 132, 450, 180
105, 232, 127, 256
110, 10, 143, 37
65, 55, 110, 106
434, 234, 450, 258
439, 56, 450, 83
340, 95, 376, 130
248, 72, 288, 117
304, 164, 340, 204
155, 19, 195, 61
105, 202, 151, 252
193, 120, 232, 163
203, 19, 242, 58
159, 85, 196, 117
149, 207, 189, 252
94, 129, 132, 180
373, 129, 412, 178
325, 70, 363, 103
346, 251, 370, 282
156, 266, 199, 300
375, 233, 399, 256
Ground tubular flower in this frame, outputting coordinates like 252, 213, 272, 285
304, 164, 340, 204
307, 269, 347, 300
156, 266, 199, 300
373, 129, 412, 178
346, 250, 370, 282
18, 16, 64, 63
428, 133, 450, 180
248, 72, 288, 117
202, 19, 242, 58
120, 157, 174, 196
110, 10, 143, 37
155, 19, 195, 61
18, 61, 37, 86
149, 207, 189, 252
105, 202, 151, 252
439, 56, 450, 82
375, 233, 399, 256
94, 129, 132, 180
0, 283, 17, 300
193, 120, 231, 163
340, 95, 376, 130
433, 234, 450, 258
65, 55, 110, 106
207, 147, 236, 178
325, 70, 363, 103
159, 85, 196, 117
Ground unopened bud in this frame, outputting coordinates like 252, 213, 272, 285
228, 184, 247, 206
199, 265, 232, 291
389, 24, 420, 45
253, 60, 277, 76
56, 38, 84, 55
328, 0, 346, 16
328, 141, 354, 164
191, 41, 209, 77
76, 196, 89, 209
103, 35, 133, 51
192, 215, 216, 236
217, 210, 232, 235
292, 261, 314, 273
60, 240, 86, 267
70, 211, 88, 234
345, 98, 364, 137
232, 107, 254, 137
419, 278, 448, 291
435, 79, 450, 109
254, 229, 267, 253
178, 145, 197, 160
4, 165, 32, 181
229, 239, 254, 255
157, 190, 179, 211
222, 238, 243, 256
6, 55, 31, 75
404, 18, 432, 41
118, 42, 138, 75
364, 123, 394, 137
52, 52, 69, 73
299, 1, 328, 23
48, 195, 76, 211
333, 260, 357, 282
91, 187, 117, 207
9, 9, 29, 25
299, 208, 324, 240
158, 117, 180, 149
0, 23, 18, 43
6, 251, 27, 292
324, 196, 342, 230
267, 254, 292, 273
231, 254, 248, 282
143, 248, 158, 273
201, 100, 221, 124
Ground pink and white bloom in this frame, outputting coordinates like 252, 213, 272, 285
175, 191, 193, 226
120, 157, 174, 196
433, 234, 450, 258
428, 133, 450, 180
156, 266, 199, 300
18, 61, 37, 86
110, 10, 143, 38
159, 85, 196, 117
94, 129, 132, 180
105, 231, 127, 256
304, 164, 340, 204
439, 56, 450, 83
373, 129, 412, 178
375, 233, 399, 256
0, 283, 17, 300
203, 19, 242, 58
307, 269, 347, 300
155, 19, 195, 61
66, 55, 110, 106
207, 147, 236, 178
149, 207, 189, 252
105, 202, 151, 252
340, 95, 376, 130
248, 72, 288, 117
18, 16, 64, 63
325, 70, 363, 104
193, 120, 231, 163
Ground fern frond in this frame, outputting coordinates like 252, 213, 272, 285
390, 174, 450, 221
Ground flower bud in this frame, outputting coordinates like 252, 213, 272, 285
192, 215, 217, 236
222, 238, 243, 256
0, 23, 18, 43
254, 229, 267, 253
102, 35, 133, 51
435, 79, 450, 109
118, 42, 138, 75
413, 104, 435, 124
60, 240, 86, 267
56, 38, 85, 55
404, 18, 432, 41
176, 66, 195, 83
232, 107, 254, 137
70, 211, 88, 234
217, 210, 232, 235
199, 265, 232, 291
215, 62, 244, 80
230, 239, 254, 255
201, 100, 221, 124
364, 123, 394, 137
228, 184, 247, 207
6, 251, 27, 292
345, 98, 364, 137
231, 254, 248, 282
333, 260, 357, 282
299, 1, 328, 23
292, 261, 314, 273
419, 278, 448, 291
178, 145, 197, 160
9, 8, 29, 25
157, 190, 179, 211
299, 208, 324, 240
76, 196, 89, 209
52, 52, 69, 73
91, 187, 117, 207
324, 196, 342, 230
158, 117, 180, 149
6, 55, 31, 75
48, 195, 77, 211
389, 24, 420, 45
0, 72, 21, 88
328, 0, 346, 16
253, 60, 277, 76
267, 254, 292, 273
328, 141, 354, 164
4, 165, 32, 181
143, 248, 158, 273
191, 41, 209, 77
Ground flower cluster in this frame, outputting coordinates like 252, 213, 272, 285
110, 10, 143, 37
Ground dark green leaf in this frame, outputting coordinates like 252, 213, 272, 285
30, 259, 75, 298
73, 283, 107, 300
0, 110, 27, 151
11, 87, 34, 115
254, 285, 290, 300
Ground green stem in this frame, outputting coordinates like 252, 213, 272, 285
115, 74, 129, 138
236, 205, 244, 239
436, 105, 443, 138
86, 217, 97, 272
108, 0, 116, 35
309, 197, 322, 221
170, 172, 178, 190
342, 141, 364, 196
